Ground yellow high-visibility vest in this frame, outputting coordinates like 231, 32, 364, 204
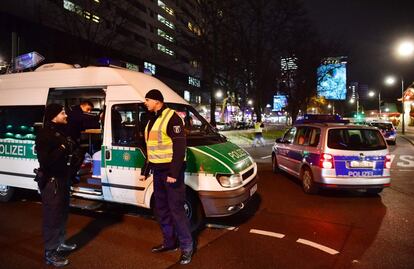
254, 122, 263, 133
145, 108, 175, 163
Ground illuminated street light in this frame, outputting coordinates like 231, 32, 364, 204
247, 99, 253, 106
368, 90, 381, 118
385, 76, 396, 86
349, 98, 355, 104
385, 74, 406, 134
396, 40, 414, 58
215, 90, 223, 99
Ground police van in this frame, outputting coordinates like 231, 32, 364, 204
0, 63, 257, 228
272, 114, 391, 195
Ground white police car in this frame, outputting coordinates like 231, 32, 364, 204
272, 114, 391, 194
369, 121, 397, 145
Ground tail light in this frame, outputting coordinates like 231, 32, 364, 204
320, 153, 334, 169
384, 154, 391, 169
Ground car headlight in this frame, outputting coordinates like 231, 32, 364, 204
216, 174, 243, 188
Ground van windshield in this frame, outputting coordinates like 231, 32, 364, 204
327, 128, 387, 150
166, 103, 226, 146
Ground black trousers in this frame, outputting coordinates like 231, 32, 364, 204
153, 166, 193, 252
40, 177, 70, 251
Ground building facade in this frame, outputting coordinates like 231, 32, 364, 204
0, 0, 204, 105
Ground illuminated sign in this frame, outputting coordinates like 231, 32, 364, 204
273, 95, 287, 111
317, 57, 347, 100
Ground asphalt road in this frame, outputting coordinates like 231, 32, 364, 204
1, 138, 414, 269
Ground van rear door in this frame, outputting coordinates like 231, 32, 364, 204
327, 128, 388, 178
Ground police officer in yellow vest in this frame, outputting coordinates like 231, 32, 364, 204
252, 121, 265, 147
138, 89, 193, 265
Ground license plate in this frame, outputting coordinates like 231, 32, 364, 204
349, 160, 374, 168
250, 184, 257, 196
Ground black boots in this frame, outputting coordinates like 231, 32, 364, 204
57, 242, 77, 252
151, 244, 179, 253
179, 249, 193, 265
45, 250, 69, 267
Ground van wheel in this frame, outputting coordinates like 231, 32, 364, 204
301, 167, 318, 194
184, 188, 205, 232
272, 154, 279, 173
366, 188, 383, 195
0, 185, 15, 202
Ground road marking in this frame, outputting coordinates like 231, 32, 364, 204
260, 155, 272, 160
296, 238, 339, 255
249, 229, 285, 238
206, 223, 238, 231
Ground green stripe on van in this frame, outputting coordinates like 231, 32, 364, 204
101, 143, 249, 175
0, 139, 37, 159
198, 142, 253, 172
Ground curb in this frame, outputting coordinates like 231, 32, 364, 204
400, 135, 414, 146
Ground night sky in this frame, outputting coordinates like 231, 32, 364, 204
304, 0, 414, 101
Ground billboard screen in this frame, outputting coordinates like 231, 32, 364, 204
273, 95, 288, 111
317, 60, 347, 100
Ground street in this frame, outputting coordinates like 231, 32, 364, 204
1, 135, 414, 269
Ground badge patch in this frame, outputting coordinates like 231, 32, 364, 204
173, 126, 181, 133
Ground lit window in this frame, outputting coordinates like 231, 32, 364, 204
188, 76, 201, 87
92, 15, 100, 23
158, 0, 174, 16
63, 0, 99, 23
157, 44, 174, 56
144, 62, 156, 75
187, 21, 201, 36
190, 60, 199, 68
157, 15, 175, 30
157, 29, 174, 42
63, 0, 75, 11
125, 62, 138, 72
184, 90, 190, 101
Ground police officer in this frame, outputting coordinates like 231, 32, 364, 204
138, 89, 193, 265
35, 104, 77, 267
65, 100, 100, 143
252, 120, 265, 147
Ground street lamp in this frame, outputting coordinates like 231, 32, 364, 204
385, 75, 406, 134
389, 39, 414, 134
215, 90, 223, 99
368, 90, 381, 118
396, 40, 414, 58
349, 96, 359, 113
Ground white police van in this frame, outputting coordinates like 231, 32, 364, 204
272, 114, 391, 194
0, 63, 258, 228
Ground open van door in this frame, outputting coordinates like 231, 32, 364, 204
101, 101, 152, 206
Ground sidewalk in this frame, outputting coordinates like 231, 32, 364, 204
399, 126, 414, 145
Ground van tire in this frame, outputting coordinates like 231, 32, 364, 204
0, 185, 15, 202
272, 154, 279, 173
301, 167, 318, 194
366, 188, 383, 195
185, 188, 205, 232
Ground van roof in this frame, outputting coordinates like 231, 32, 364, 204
0, 64, 187, 106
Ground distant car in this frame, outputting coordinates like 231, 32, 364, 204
272, 114, 391, 195
369, 121, 397, 145
216, 122, 231, 131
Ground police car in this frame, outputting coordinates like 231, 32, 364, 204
272, 114, 391, 194
369, 121, 397, 145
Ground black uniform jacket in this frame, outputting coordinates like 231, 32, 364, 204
35, 122, 70, 179
65, 105, 100, 142
141, 105, 186, 179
